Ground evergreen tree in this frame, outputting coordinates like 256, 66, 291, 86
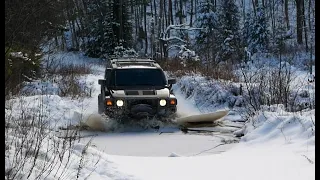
5, 0, 66, 96
247, 6, 269, 54
84, 0, 133, 58
194, 1, 218, 64
113, 0, 133, 49
85, 0, 116, 58
216, 0, 241, 63
242, 12, 251, 49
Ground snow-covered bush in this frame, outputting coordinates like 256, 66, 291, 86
5, 96, 96, 179
113, 45, 138, 58
177, 76, 244, 113
238, 108, 315, 145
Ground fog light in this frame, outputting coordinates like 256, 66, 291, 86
159, 99, 167, 106
116, 100, 124, 107
170, 99, 176, 105
106, 99, 113, 106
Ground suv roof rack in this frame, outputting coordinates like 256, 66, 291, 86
110, 57, 154, 62
109, 57, 160, 69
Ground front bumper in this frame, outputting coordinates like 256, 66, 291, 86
104, 97, 177, 118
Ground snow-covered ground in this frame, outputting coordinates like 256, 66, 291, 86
5, 51, 315, 180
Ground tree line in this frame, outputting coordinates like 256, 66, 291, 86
5, 0, 315, 96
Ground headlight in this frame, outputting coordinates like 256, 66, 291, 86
116, 100, 124, 107
159, 99, 167, 106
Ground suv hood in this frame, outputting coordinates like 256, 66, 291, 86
111, 88, 170, 98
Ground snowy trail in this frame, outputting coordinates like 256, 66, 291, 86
79, 129, 237, 157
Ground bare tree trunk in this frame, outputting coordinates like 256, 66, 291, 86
195, 0, 198, 18
119, 0, 123, 41
190, 0, 193, 26
72, 0, 86, 47
150, 0, 153, 17
164, 0, 168, 27
308, 0, 311, 31
242, 0, 246, 24
135, 7, 138, 35
302, 0, 308, 51
154, 0, 157, 26
160, 0, 163, 31
284, 0, 289, 30
295, 0, 304, 44
271, 0, 276, 42
169, 0, 174, 25
252, 0, 256, 16
130, 0, 134, 14
179, 0, 183, 24
144, 4, 148, 55
159, 0, 163, 60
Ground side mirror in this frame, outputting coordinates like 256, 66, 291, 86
168, 78, 176, 85
98, 79, 107, 86
104, 68, 112, 79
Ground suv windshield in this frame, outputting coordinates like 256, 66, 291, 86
110, 68, 167, 87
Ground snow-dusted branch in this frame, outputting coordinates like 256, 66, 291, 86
158, 24, 203, 59
167, 45, 182, 51
160, 24, 205, 42
164, 24, 204, 35
166, 36, 186, 43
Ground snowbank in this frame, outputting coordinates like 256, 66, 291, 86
174, 75, 244, 114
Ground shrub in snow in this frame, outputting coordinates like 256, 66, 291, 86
21, 81, 59, 95
6, 51, 41, 97
5, 95, 95, 179
239, 109, 315, 144
177, 76, 244, 112
113, 45, 138, 58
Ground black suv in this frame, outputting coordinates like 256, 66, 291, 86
98, 58, 177, 119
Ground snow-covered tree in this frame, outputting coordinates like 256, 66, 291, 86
84, 0, 133, 58
178, 44, 200, 72
178, 45, 199, 61
216, 0, 241, 63
242, 12, 251, 50
85, 0, 116, 58
194, 1, 218, 65
244, 6, 269, 54
158, 24, 203, 59
113, 0, 133, 49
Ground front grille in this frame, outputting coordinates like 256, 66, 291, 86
128, 99, 156, 107
142, 90, 155, 95
125, 90, 139, 95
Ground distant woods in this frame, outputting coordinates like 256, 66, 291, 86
5, 0, 315, 96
